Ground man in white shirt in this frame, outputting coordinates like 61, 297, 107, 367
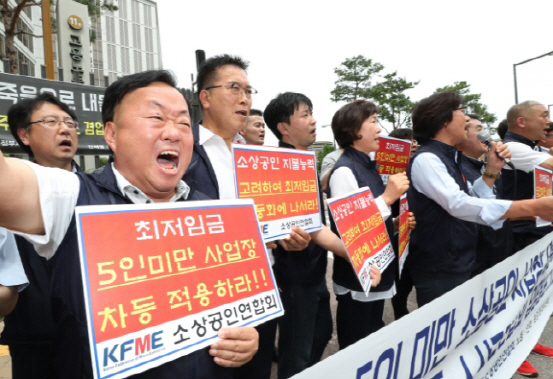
407, 91, 553, 309
0, 228, 27, 316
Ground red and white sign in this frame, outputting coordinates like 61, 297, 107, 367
327, 187, 394, 294
398, 194, 410, 277
232, 144, 322, 241
75, 199, 282, 379
375, 136, 412, 184
534, 166, 553, 227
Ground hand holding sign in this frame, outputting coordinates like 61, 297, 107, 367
381, 172, 410, 206
210, 327, 259, 367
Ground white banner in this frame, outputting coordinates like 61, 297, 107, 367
293, 233, 553, 379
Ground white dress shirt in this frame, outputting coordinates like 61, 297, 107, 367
411, 152, 511, 229
0, 228, 28, 291
198, 124, 245, 200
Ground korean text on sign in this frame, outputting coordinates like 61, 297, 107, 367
534, 166, 553, 227
398, 194, 410, 277
327, 186, 394, 295
232, 144, 322, 241
375, 136, 412, 185
75, 199, 283, 379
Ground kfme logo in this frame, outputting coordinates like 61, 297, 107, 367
103, 331, 163, 367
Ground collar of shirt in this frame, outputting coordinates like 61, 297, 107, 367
111, 163, 189, 204
199, 124, 246, 146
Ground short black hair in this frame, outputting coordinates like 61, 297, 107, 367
196, 54, 249, 95
264, 92, 313, 141
249, 109, 263, 117
412, 91, 463, 145
497, 119, 508, 140
102, 70, 179, 124
8, 92, 78, 157
331, 100, 378, 148
388, 128, 413, 140
467, 113, 481, 121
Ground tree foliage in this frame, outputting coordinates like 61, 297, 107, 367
330, 55, 383, 102
331, 55, 419, 131
435, 81, 497, 132
0, 0, 117, 74
370, 72, 419, 130
316, 144, 335, 174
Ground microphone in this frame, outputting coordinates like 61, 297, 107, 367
477, 130, 515, 169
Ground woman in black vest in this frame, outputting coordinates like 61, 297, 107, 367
327, 100, 412, 349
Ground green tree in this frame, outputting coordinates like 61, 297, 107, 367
316, 144, 335, 174
435, 81, 497, 132
370, 72, 419, 130
330, 55, 384, 102
0, 0, 117, 74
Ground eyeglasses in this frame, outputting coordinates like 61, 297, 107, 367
29, 116, 78, 129
205, 82, 258, 99
455, 106, 467, 114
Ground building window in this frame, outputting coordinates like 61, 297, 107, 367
146, 53, 154, 70
144, 4, 152, 27
119, 19, 129, 46
133, 24, 141, 50
15, 19, 34, 53
133, 50, 142, 72
107, 44, 116, 71
121, 47, 130, 74
18, 51, 34, 76
144, 28, 153, 52
118, 0, 127, 20
106, 16, 115, 43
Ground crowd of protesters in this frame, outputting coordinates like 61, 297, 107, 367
1, 54, 553, 379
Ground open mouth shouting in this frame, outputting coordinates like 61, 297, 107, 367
59, 139, 73, 150
157, 150, 179, 173
236, 110, 248, 117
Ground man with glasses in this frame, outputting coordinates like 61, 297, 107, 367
0, 93, 81, 379
406, 91, 553, 308
500, 102, 553, 378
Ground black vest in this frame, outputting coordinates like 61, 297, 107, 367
460, 155, 513, 262
0, 163, 83, 348
500, 132, 553, 237
48, 161, 230, 379
327, 146, 396, 292
271, 141, 328, 287
406, 140, 477, 274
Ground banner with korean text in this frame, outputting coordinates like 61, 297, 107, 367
0, 72, 107, 154
398, 194, 410, 277
75, 199, 282, 379
293, 233, 553, 379
327, 187, 394, 294
534, 167, 553, 227
232, 144, 322, 241
375, 136, 412, 184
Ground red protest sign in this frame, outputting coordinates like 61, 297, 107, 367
534, 167, 553, 227
232, 144, 322, 241
375, 137, 412, 184
327, 187, 394, 294
76, 199, 282, 379
398, 194, 410, 277
535, 166, 553, 199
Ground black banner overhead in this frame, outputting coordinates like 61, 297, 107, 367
0, 72, 108, 154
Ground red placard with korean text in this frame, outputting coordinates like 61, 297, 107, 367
375, 136, 412, 184
75, 199, 282, 379
327, 187, 394, 294
398, 194, 410, 277
232, 144, 322, 241
534, 166, 553, 227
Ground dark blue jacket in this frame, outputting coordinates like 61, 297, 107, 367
0, 162, 83, 348
460, 155, 513, 262
48, 160, 231, 379
183, 122, 220, 200
271, 142, 328, 287
500, 131, 553, 238
327, 146, 396, 293
406, 140, 477, 274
